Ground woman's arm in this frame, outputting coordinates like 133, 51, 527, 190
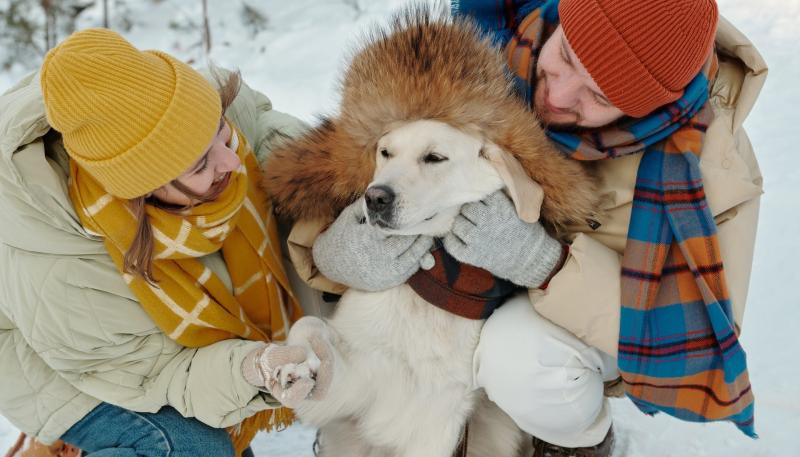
23, 256, 282, 429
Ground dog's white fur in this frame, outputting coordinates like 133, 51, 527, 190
365, 120, 503, 235
280, 120, 528, 457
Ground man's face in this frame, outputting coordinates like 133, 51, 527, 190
534, 26, 625, 130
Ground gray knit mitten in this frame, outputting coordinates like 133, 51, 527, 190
442, 191, 564, 288
312, 201, 434, 292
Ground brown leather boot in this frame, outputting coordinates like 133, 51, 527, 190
531, 427, 614, 457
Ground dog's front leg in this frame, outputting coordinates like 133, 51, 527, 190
397, 427, 467, 457
317, 419, 393, 457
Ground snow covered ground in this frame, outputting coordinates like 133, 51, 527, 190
1, 0, 798, 455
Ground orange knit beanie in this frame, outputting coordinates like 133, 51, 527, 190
559, 0, 718, 117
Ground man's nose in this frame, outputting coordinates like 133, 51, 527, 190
548, 73, 582, 108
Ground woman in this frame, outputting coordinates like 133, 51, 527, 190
0, 28, 325, 456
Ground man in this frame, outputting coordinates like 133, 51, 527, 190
304, 0, 767, 455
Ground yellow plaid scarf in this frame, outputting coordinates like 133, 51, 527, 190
69, 123, 303, 455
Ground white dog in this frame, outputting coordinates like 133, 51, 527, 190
277, 120, 528, 457
261, 9, 599, 456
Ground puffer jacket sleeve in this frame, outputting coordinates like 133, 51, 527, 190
24, 256, 280, 429
714, 180, 760, 334
528, 233, 622, 357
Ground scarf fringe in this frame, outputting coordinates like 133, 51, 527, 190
227, 407, 296, 457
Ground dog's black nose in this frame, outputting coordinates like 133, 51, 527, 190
365, 185, 395, 214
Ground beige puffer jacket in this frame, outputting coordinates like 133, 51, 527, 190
0, 69, 308, 444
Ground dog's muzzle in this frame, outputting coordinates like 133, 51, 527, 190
365, 185, 396, 227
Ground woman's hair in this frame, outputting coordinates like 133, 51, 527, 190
123, 67, 242, 283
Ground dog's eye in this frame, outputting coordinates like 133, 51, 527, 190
423, 153, 448, 164
380, 148, 391, 159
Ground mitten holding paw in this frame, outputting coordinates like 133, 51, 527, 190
241, 319, 338, 408
241, 343, 316, 408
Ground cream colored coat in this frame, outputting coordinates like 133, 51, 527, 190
0, 70, 308, 444
288, 17, 767, 357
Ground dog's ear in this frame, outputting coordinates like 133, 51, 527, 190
261, 118, 375, 222
490, 102, 601, 230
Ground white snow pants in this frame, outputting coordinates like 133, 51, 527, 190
473, 294, 618, 448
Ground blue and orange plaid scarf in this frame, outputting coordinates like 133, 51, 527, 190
453, 0, 756, 436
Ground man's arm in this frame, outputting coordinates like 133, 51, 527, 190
532, 193, 761, 358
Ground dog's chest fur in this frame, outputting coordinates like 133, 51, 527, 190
327, 285, 483, 449
334, 285, 482, 388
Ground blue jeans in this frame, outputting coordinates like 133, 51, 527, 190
61, 403, 255, 457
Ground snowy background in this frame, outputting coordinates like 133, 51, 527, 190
1, 0, 798, 455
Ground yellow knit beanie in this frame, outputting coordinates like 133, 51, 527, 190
40, 28, 222, 199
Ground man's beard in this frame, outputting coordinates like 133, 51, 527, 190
533, 72, 583, 132
540, 117, 583, 132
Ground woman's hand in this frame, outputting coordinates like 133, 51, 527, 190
242, 344, 315, 406
241, 318, 338, 408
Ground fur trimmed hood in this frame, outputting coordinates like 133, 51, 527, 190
262, 6, 598, 228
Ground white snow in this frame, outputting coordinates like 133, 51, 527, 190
2, 0, 799, 455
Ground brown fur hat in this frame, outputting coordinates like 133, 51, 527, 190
262, 6, 598, 228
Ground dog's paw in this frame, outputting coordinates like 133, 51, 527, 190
265, 349, 319, 408
270, 371, 316, 408
279, 317, 339, 403
273, 359, 314, 388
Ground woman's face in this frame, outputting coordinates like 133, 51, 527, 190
150, 118, 240, 206
533, 26, 625, 129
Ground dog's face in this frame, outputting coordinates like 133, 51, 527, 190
363, 120, 504, 236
